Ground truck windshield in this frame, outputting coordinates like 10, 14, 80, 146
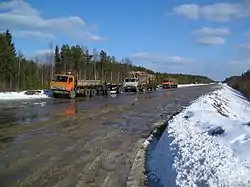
125, 78, 136, 82
53, 76, 68, 82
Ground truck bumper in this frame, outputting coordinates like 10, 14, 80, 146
124, 86, 137, 92
162, 84, 170, 89
51, 89, 69, 95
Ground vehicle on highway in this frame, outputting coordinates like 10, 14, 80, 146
162, 78, 178, 89
108, 83, 122, 94
49, 72, 108, 99
123, 71, 156, 93
123, 77, 139, 92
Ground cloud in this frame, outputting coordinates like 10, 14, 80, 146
34, 49, 53, 56
74, 31, 105, 42
193, 27, 230, 36
197, 36, 225, 45
173, 2, 250, 22
13, 30, 55, 39
24, 49, 54, 62
130, 52, 195, 65
0, 0, 104, 41
230, 59, 250, 65
245, 31, 250, 37
239, 43, 250, 51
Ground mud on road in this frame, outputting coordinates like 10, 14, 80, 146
0, 85, 219, 187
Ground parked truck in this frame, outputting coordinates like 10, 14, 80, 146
49, 72, 108, 99
162, 78, 178, 89
123, 71, 156, 93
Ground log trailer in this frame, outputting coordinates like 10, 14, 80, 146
123, 71, 156, 93
49, 72, 108, 99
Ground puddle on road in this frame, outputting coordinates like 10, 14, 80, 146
0, 99, 80, 126
146, 127, 177, 187
0, 93, 141, 127
0, 134, 15, 144
54, 101, 78, 117
0, 92, 164, 145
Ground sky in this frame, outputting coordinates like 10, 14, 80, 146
0, 0, 250, 80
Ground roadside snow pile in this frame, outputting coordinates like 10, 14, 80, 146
164, 84, 250, 186
0, 90, 52, 100
178, 83, 208, 88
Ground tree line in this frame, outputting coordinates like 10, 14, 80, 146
224, 70, 250, 99
0, 30, 213, 91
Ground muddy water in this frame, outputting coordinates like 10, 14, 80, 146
0, 92, 161, 127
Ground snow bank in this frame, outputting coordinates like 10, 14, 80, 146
178, 83, 208, 88
0, 90, 52, 100
161, 84, 250, 186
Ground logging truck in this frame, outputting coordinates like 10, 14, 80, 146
162, 78, 178, 89
49, 72, 108, 99
123, 71, 156, 92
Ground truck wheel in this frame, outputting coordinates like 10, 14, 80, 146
69, 90, 76, 99
53, 93, 58, 98
85, 89, 91, 97
104, 89, 108, 96
90, 89, 97, 97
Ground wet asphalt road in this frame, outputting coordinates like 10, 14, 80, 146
0, 93, 143, 126
0, 85, 219, 187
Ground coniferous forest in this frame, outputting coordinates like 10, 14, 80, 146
0, 30, 214, 91
224, 70, 250, 99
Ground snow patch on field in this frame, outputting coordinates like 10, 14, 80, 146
154, 84, 250, 187
0, 90, 52, 100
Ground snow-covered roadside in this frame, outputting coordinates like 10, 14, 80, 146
152, 84, 250, 187
178, 83, 209, 88
0, 90, 52, 100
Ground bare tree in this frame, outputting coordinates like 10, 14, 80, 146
92, 49, 99, 80
17, 51, 23, 90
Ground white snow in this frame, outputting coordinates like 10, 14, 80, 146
0, 90, 51, 100
178, 83, 209, 88
158, 84, 250, 186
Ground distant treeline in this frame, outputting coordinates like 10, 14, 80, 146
0, 30, 213, 91
224, 70, 250, 99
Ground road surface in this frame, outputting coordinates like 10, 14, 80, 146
0, 85, 218, 187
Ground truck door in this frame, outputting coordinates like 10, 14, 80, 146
66, 76, 74, 91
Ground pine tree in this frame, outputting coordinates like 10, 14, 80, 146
1, 30, 17, 89
54, 45, 62, 73
0, 30, 214, 91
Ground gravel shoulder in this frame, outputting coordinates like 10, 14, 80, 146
0, 85, 219, 187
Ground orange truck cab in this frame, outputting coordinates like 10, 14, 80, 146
50, 73, 77, 98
